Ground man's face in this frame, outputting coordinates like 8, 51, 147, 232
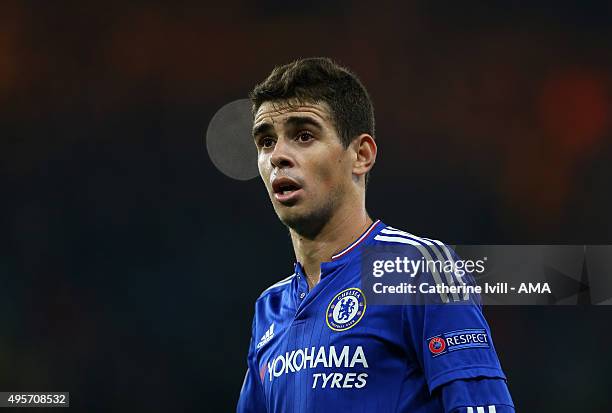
253, 100, 355, 235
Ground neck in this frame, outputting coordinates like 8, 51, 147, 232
290, 206, 372, 289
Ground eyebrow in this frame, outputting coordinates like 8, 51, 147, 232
252, 115, 324, 139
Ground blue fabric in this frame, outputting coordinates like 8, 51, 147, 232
442, 378, 514, 412
237, 221, 512, 413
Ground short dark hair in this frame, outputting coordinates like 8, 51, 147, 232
249, 57, 375, 149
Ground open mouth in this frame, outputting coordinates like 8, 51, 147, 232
277, 183, 299, 195
271, 177, 303, 203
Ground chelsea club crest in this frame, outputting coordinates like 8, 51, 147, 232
326, 288, 366, 331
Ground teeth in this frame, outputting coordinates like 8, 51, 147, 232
282, 190, 291, 195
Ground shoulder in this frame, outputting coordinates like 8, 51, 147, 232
373, 224, 477, 304
256, 273, 296, 301
372, 224, 456, 260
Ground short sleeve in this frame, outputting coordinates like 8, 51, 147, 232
441, 377, 514, 412
403, 248, 507, 393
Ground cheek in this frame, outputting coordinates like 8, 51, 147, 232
258, 158, 271, 186
311, 153, 347, 188
257, 155, 268, 176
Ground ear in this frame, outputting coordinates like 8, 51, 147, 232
351, 134, 377, 177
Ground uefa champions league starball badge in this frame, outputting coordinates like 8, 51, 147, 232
326, 288, 366, 331
428, 337, 446, 356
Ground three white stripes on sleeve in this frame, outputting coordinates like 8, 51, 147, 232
467, 406, 496, 413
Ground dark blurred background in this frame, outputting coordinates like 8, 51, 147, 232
2, 1, 611, 412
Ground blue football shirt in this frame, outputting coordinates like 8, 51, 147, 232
237, 220, 514, 412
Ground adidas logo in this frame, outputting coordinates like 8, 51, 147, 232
256, 323, 275, 349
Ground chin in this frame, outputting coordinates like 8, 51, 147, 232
275, 200, 335, 238
276, 207, 309, 228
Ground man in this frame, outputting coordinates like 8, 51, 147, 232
237, 57, 514, 412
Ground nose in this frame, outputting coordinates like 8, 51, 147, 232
270, 137, 294, 169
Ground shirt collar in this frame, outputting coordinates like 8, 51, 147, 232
293, 219, 384, 277
330, 219, 382, 261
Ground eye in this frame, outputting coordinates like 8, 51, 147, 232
259, 136, 275, 149
295, 131, 314, 143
